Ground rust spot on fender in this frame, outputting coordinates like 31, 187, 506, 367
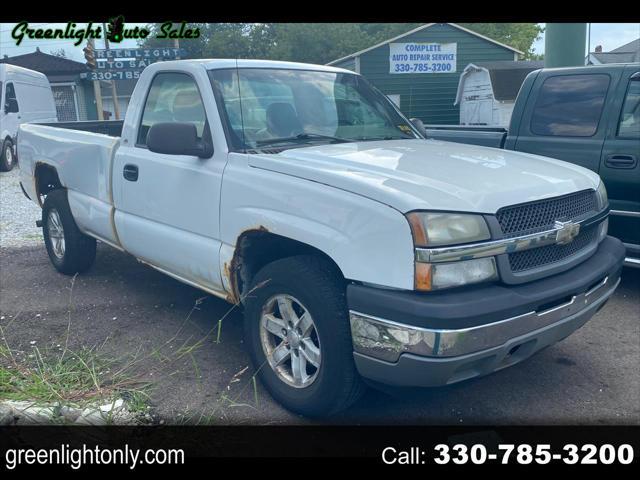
222, 260, 238, 304
224, 225, 269, 305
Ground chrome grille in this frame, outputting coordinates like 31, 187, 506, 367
508, 226, 598, 272
497, 190, 599, 273
497, 190, 596, 237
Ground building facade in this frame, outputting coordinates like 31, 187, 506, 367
328, 23, 522, 125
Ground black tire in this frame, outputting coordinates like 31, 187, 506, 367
42, 189, 96, 274
244, 255, 366, 417
0, 139, 15, 172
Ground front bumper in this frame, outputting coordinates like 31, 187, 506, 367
349, 236, 625, 387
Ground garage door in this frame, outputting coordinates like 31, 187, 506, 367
51, 85, 78, 121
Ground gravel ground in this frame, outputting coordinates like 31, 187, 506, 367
0, 169, 42, 248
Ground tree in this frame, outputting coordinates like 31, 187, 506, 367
140, 23, 277, 60
359, 23, 422, 43
266, 24, 373, 64
140, 23, 544, 63
50, 48, 67, 58
459, 23, 544, 59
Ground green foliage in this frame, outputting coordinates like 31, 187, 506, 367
458, 23, 544, 59
49, 48, 67, 58
0, 344, 141, 406
141, 23, 543, 64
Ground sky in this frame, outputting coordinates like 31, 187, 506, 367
1, 22, 639, 62
532, 23, 639, 55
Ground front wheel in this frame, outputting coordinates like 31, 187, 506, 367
42, 189, 97, 274
244, 255, 365, 417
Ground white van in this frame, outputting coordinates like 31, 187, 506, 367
1, 64, 57, 171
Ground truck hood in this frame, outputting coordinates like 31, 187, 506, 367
248, 139, 601, 213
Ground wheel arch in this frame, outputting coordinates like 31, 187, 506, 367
34, 162, 63, 205
224, 228, 346, 305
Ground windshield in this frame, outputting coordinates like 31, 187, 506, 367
208, 68, 419, 151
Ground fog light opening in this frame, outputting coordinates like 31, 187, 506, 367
507, 345, 521, 357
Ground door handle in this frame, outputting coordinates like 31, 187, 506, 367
123, 164, 139, 181
605, 154, 637, 169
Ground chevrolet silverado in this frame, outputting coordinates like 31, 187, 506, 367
17, 59, 625, 416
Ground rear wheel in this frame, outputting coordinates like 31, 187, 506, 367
42, 189, 96, 274
0, 139, 15, 172
244, 255, 365, 416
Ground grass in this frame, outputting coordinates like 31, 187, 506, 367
0, 273, 151, 418
0, 273, 271, 424
22, 233, 43, 240
0, 340, 149, 409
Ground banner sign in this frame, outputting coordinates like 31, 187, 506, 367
81, 47, 187, 81
389, 42, 457, 74
82, 70, 144, 81
94, 47, 186, 60
95, 57, 166, 71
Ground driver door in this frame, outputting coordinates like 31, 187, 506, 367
112, 71, 227, 293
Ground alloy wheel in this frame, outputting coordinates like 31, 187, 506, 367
259, 294, 321, 388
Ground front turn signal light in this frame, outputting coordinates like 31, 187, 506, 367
415, 262, 433, 291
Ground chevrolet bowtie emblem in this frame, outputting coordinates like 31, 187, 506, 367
554, 220, 580, 245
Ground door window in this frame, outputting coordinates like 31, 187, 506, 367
137, 73, 207, 146
617, 77, 640, 139
530, 74, 610, 137
5, 83, 19, 112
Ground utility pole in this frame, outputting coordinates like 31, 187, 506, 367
544, 23, 588, 68
587, 23, 591, 65
84, 38, 103, 120
103, 22, 121, 120
174, 23, 181, 58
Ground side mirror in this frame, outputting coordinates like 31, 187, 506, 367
147, 122, 213, 158
5, 98, 19, 114
410, 117, 427, 138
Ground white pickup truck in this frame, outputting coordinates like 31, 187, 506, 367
18, 59, 625, 416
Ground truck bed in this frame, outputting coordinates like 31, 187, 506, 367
41, 120, 124, 137
17, 122, 122, 246
425, 124, 507, 148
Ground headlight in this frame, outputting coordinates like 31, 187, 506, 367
415, 258, 498, 291
596, 181, 608, 210
408, 212, 496, 291
406, 212, 490, 247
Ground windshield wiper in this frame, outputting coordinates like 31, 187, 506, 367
255, 132, 351, 147
352, 134, 415, 141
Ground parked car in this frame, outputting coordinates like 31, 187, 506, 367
422, 63, 640, 267
0, 64, 57, 172
18, 60, 625, 416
